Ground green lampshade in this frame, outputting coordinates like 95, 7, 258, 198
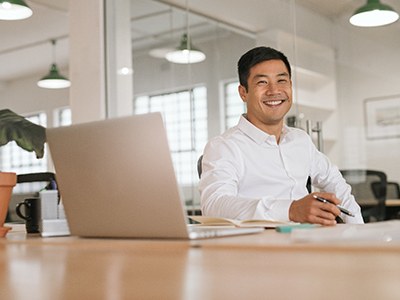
37, 64, 71, 89
0, 0, 32, 20
165, 33, 206, 64
350, 0, 399, 27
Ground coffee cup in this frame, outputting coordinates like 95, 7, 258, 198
16, 198, 41, 233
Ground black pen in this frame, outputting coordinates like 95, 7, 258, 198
313, 195, 355, 217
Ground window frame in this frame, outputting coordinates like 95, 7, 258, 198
134, 85, 208, 186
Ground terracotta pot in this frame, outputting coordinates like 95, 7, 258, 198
0, 172, 17, 237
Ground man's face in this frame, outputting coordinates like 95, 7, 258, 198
238, 59, 292, 133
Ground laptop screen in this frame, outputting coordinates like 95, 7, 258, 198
47, 113, 191, 238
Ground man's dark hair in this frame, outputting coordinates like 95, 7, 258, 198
237, 46, 291, 90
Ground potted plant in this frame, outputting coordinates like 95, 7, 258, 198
0, 109, 46, 237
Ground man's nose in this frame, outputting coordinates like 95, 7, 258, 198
266, 82, 280, 95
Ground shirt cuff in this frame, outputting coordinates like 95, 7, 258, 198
253, 198, 294, 222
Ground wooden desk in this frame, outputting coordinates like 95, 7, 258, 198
1, 225, 400, 300
357, 198, 400, 207
358, 199, 400, 220
386, 199, 400, 207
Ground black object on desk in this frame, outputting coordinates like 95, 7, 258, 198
16, 197, 40, 233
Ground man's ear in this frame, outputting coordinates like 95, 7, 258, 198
238, 85, 247, 102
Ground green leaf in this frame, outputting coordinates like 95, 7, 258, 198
0, 109, 46, 159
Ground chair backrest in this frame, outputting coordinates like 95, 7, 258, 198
387, 181, 400, 199
197, 155, 203, 179
340, 169, 387, 222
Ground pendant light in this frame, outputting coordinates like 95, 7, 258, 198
0, 0, 32, 20
165, 33, 206, 64
165, 0, 205, 64
350, 0, 399, 27
37, 40, 71, 89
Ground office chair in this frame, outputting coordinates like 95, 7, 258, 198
197, 155, 203, 179
340, 169, 387, 223
385, 181, 400, 220
386, 181, 400, 199
6, 172, 57, 222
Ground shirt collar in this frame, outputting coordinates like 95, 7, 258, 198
238, 114, 293, 145
280, 125, 292, 143
237, 114, 271, 145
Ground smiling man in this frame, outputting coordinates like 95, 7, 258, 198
199, 46, 364, 225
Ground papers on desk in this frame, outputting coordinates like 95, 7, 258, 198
39, 190, 70, 237
291, 220, 400, 243
40, 219, 70, 237
189, 216, 289, 228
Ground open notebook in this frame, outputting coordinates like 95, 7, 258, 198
46, 113, 263, 239
189, 216, 289, 228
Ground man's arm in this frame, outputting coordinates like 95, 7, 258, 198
307, 147, 364, 224
199, 138, 294, 221
199, 143, 261, 219
289, 192, 341, 225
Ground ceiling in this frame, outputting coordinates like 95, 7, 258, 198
0, 0, 399, 84
0, 0, 69, 83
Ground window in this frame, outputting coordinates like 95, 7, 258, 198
224, 81, 246, 129
134, 86, 207, 185
0, 112, 47, 175
55, 107, 72, 127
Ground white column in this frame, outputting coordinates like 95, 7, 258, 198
69, 0, 106, 124
105, 0, 133, 118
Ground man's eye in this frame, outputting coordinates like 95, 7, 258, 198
257, 80, 267, 85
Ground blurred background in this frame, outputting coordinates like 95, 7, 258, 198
1, 0, 399, 212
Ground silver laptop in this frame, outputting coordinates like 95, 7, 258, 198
46, 112, 263, 239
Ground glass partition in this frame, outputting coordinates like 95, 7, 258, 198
2, 0, 399, 211
102, 0, 400, 209
126, 0, 258, 207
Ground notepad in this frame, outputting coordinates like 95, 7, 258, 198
290, 220, 400, 242
189, 216, 289, 228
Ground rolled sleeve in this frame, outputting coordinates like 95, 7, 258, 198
253, 197, 294, 222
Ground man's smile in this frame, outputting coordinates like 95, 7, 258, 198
262, 99, 287, 107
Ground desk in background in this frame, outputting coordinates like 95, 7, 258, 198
386, 199, 400, 220
386, 199, 400, 206
1, 224, 400, 300
358, 199, 400, 207
358, 198, 400, 220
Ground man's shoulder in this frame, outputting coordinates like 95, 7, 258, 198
285, 126, 311, 139
205, 126, 245, 152
211, 126, 246, 143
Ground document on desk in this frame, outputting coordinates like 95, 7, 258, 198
290, 220, 400, 243
189, 216, 290, 228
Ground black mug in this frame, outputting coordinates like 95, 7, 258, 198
16, 198, 41, 234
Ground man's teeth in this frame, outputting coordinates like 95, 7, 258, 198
265, 100, 283, 105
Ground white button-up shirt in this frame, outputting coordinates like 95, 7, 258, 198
199, 115, 363, 224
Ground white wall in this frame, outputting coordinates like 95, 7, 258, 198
2, 1, 400, 186
334, 23, 400, 183
0, 71, 69, 127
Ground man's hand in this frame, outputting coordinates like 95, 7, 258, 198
289, 192, 341, 225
